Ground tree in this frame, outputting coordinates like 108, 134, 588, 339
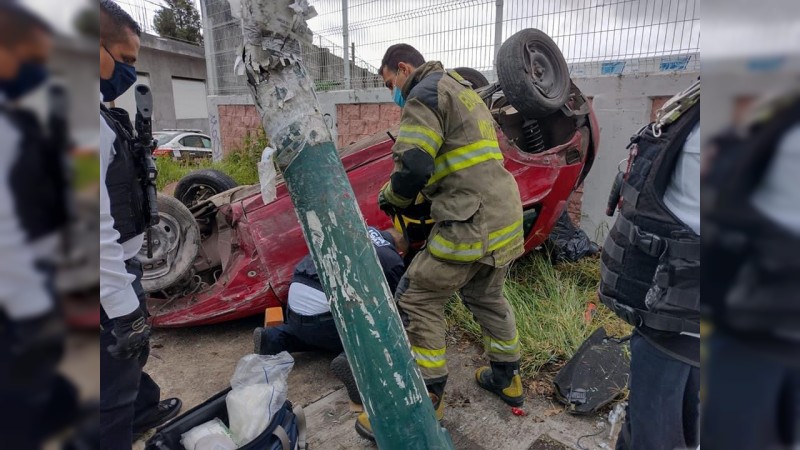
153, 0, 203, 45
74, 6, 99, 38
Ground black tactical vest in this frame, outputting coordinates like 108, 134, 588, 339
599, 103, 700, 335
704, 97, 800, 336
4, 107, 69, 242
101, 105, 148, 244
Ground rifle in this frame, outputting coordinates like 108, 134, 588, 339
47, 84, 74, 257
133, 85, 160, 258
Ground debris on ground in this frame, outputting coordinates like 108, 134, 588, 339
544, 210, 600, 263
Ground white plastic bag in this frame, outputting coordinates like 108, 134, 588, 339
226, 352, 294, 447
258, 147, 277, 205
180, 418, 235, 450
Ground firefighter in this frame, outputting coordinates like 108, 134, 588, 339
99, 1, 181, 446
355, 44, 525, 440
599, 81, 700, 449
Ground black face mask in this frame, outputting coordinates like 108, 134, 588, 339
0, 61, 48, 101
100, 46, 137, 102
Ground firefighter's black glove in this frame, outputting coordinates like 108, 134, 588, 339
107, 307, 151, 360
377, 190, 395, 216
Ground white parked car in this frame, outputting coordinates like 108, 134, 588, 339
152, 129, 213, 160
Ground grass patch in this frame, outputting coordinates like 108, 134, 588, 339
446, 252, 630, 376
73, 153, 100, 188
155, 129, 267, 190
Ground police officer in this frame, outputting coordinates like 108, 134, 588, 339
253, 226, 407, 405
0, 4, 76, 447
702, 92, 800, 449
355, 44, 525, 440
99, 1, 180, 446
599, 81, 700, 449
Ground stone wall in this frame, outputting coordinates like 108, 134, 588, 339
336, 103, 402, 147
217, 104, 261, 155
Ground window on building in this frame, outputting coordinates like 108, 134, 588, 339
172, 78, 209, 119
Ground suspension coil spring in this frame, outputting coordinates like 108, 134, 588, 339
522, 119, 546, 154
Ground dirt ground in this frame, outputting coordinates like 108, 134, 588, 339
133, 316, 619, 449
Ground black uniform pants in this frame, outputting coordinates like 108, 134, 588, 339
702, 330, 800, 449
100, 258, 161, 449
616, 332, 700, 450
0, 260, 79, 449
263, 309, 344, 355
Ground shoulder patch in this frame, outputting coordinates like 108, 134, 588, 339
368, 227, 391, 247
408, 72, 443, 111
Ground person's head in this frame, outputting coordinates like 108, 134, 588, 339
0, 3, 53, 99
379, 44, 424, 107
381, 227, 408, 256
99, 0, 141, 102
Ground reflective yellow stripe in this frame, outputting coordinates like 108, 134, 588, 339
428, 234, 483, 262
411, 345, 447, 369
429, 140, 504, 184
484, 333, 520, 355
398, 125, 443, 158
382, 183, 413, 208
488, 219, 524, 251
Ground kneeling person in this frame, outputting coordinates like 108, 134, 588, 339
253, 227, 406, 403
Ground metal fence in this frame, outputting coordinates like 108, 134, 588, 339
123, 0, 699, 95
309, 0, 700, 83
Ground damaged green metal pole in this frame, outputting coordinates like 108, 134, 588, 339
235, 0, 454, 448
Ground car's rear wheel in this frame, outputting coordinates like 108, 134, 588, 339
496, 28, 570, 118
452, 67, 490, 89
139, 193, 200, 293
174, 169, 238, 209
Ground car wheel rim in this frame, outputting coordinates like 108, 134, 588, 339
524, 42, 563, 100
184, 184, 216, 208
140, 212, 183, 282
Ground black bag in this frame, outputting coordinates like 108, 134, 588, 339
145, 387, 307, 450
553, 327, 630, 415
544, 210, 600, 263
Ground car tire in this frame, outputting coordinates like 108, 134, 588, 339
139, 193, 201, 293
452, 67, 490, 89
174, 169, 238, 208
496, 28, 570, 118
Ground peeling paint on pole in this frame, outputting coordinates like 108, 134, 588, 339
232, 1, 454, 448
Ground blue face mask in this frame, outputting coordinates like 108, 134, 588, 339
393, 86, 406, 108
0, 62, 48, 101
101, 46, 137, 102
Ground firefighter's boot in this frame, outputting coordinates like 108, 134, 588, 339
475, 361, 524, 407
354, 380, 446, 441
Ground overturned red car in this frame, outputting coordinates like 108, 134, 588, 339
141, 29, 599, 327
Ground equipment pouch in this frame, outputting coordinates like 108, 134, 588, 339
426, 200, 486, 264
644, 243, 700, 334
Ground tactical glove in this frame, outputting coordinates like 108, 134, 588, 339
107, 307, 151, 359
